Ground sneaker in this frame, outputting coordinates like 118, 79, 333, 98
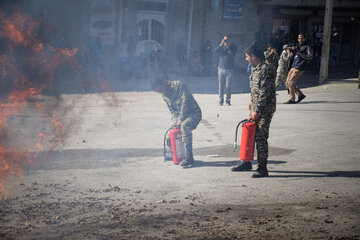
284, 99, 296, 104
251, 166, 269, 178
297, 94, 306, 103
226, 102, 231, 106
219, 102, 223, 106
231, 161, 252, 172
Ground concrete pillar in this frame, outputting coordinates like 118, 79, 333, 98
319, 0, 334, 84
186, 0, 194, 59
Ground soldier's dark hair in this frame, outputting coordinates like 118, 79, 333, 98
245, 41, 264, 61
150, 76, 166, 90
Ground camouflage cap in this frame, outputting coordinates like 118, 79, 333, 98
283, 44, 289, 50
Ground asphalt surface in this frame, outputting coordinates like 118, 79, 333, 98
1, 74, 359, 239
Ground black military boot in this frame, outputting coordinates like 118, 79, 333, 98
180, 143, 194, 167
231, 161, 252, 172
251, 165, 269, 178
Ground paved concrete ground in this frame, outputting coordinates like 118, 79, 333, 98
0, 76, 359, 239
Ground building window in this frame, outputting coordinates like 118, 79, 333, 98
137, 19, 149, 42
151, 19, 164, 45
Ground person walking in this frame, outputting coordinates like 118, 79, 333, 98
231, 42, 276, 178
275, 44, 294, 89
284, 33, 313, 104
151, 77, 202, 168
214, 34, 237, 106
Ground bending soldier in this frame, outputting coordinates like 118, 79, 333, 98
151, 77, 202, 167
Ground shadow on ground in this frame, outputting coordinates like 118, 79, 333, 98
190, 159, 287, 168
269, 170, 360, 178
29, 145, 294, 171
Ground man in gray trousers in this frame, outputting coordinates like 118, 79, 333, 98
214, 34, 237, 106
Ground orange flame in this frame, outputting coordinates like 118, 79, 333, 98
0, 133, 45, 199
0, 10, 78, 199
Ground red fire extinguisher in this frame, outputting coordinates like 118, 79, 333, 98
234, 119, 257, 162
163, 127, 185, 165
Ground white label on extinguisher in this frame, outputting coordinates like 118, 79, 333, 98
175, 138, 185, 159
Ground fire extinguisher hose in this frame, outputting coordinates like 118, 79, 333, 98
163, 127, 173, 162
234, 119, 254, 150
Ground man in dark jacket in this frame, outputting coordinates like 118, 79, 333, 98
214, 34, 237, 106
284, 33, 313, 104
151, 77, 202, 167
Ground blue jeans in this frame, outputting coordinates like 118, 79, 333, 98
218, 67, 233, 104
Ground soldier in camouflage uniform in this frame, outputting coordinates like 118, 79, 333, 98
151, 77, 202, 167
231, 42, 276, 178
275, 44, 294, 89
264, 43, 279, 74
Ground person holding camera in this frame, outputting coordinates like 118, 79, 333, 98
284, 33, 313, 104
214, 34, 237, 106
264, 43, 279, 73
275, 44, 294, 89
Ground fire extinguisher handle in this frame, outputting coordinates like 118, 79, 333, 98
234, 119, 249, 150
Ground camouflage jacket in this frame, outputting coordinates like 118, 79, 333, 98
250, 62, 276, 115
162, 81, 202, 122
264, 50, 279, 73
277, 50, 293, 73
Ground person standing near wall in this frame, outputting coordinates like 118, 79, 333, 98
284, 33, 313, 104
214, 34, 237, 106
200, 40, 213, 77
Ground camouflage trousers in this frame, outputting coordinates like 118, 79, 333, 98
180, 112, 202, 144
275, 69, 289, 89
255, 112, 274, 167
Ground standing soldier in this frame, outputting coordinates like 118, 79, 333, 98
151, 77, 202, 167
264, 43, 279, 74
231, 42, 276, 178
275, 44, 294, 89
